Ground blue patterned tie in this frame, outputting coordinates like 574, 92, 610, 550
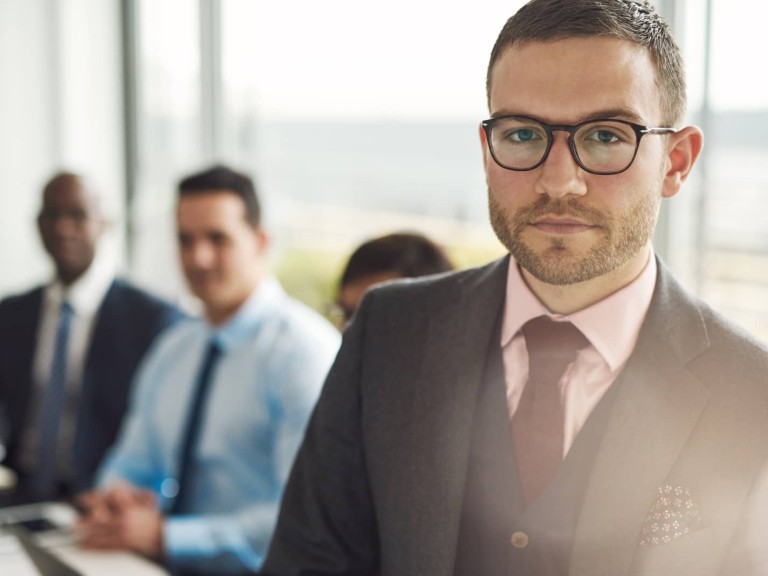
35, 301, 74, 499
169, 338, 222, 514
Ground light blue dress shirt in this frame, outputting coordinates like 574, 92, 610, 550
97, 278, 340, 574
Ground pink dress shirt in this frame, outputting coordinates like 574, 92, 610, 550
501, 253, 657, 456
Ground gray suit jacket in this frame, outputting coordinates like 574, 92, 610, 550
261, 256, 768, 576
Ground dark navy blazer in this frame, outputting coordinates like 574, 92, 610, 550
0, 279, 183, 498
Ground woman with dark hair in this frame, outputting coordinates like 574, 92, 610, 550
335, 232, 454, 326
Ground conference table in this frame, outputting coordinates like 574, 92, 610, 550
0, 501, 168, 575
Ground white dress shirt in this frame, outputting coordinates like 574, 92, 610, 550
20, 256, 114, 481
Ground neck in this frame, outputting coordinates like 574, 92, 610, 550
521, 245, 651, 315
204, 276, 261, 327
205, 297, 248, 327
57, 267, 87, 288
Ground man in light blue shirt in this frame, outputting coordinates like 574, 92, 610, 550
77, 165, 340, 575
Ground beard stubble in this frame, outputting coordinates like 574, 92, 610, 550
489, 187, 661, 286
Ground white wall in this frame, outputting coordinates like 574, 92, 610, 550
0, 0, 124, 297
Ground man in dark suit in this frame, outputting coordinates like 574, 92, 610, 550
0, 172, 182, 504
260, 1, 768, 575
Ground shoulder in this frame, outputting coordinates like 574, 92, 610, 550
650, 263, 768, 395
358, 256, 508, 325
251, 294, 339, 406
106, 279, 178, 311
696, 300, 768, 382
147, 317, 201, 355
0, 285, 45, 325
654, 262, 768, 374
0, 285, 44, 311
263, 290, 341, 356
103, 279, 184, 322
131, 317, 202, 378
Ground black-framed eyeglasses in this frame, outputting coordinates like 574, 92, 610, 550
481, 115, 676, 175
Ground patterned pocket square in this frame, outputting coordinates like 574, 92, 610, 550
639, 485, 702, 546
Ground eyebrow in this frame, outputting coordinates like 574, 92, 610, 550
489, 107, 647, 124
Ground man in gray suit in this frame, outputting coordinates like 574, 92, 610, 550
261, 1, 768, 575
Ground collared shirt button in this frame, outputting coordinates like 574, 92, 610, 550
511, 531, 529, 549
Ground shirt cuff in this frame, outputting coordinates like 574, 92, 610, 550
164, 515, 263, 572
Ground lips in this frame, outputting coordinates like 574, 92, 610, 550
189, 274, 217, 287
529, 216, 595, 235
49, 239, 81, 256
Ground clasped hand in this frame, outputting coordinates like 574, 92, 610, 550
75, 482, 165, 561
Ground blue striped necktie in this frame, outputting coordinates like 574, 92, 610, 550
34, 300, 74, 499
169, 338, 223, 514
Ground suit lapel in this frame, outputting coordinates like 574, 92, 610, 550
78, 279, 117, 400
570, 261, 711, 576
73, 280, 117, 487
398, 257, 509, 576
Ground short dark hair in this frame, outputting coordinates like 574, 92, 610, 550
340, 232, 454, 288
177, 165, 261, 226
486, 0, 686, 125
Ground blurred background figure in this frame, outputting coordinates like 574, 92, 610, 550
77, 165, 340, 575
0, 171, 183, 505
335, 232, 454, 327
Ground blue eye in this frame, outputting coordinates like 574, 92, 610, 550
492, 118, 546, 148
513, 129, 537, 142
502, 128, 543, 144
594, 130, 619, 143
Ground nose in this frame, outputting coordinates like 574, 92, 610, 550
49, 214, 80, 237
187, 241, 216, 269
534, 132, 588, 200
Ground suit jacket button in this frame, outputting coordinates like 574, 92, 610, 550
511, 531, 529, 549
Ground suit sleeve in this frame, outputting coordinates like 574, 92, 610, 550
259, 297, 380, 576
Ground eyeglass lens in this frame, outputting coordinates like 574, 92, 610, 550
488, 117, 639, 174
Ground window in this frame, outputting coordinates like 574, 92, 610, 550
121, 0, 768, 332
679, 0, 768, 338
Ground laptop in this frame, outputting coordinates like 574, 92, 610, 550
0, 502, 81, 575
12, 527, 83, 576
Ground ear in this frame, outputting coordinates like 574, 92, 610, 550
254, 227, 270, 254
479, 122, 489, 161
661, 125, 703, 199
479, 123, 492, 182
94, 214, 110, 237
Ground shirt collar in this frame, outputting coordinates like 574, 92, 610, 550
501, 251, 657, 372
46, 253, 114, 317
207, 276, 284, 353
